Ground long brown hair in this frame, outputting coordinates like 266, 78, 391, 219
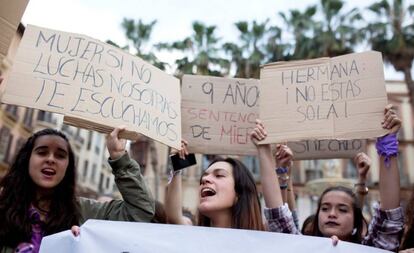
310, 186, 365, 243
197, 157, 264, 231
0, 128, 80, 249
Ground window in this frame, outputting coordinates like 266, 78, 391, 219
344, 159, 357, 179
4, 135, 14, 164
9, 137, 26, 164
106, 177, 110, 189
23, 108, 34, 128
75, 154, 79, 171
90, 163, 97, 183
0, 127, 12, 163
87, 131, 93, 150
305, 168, 323, 181
83, 160, 89, 181
5, 105, 18, 119
98, 172, 104, 192
94, 145, 100, 155
94, 135, 102, 155
37, 110, 54, 123
37, 110, 45, 121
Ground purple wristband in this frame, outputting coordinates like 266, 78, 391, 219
275, 167, 288, 174
376, 133, 398, 168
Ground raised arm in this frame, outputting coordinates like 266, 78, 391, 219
79, 126, 155, 223
353, 152, 371, 208
275, 145, 294, 206
275, 145, 299, 229
362, 105, 404, 251
250, 120, 283, 209
165, 140, 192, 225
251, 120, 299, 234
285, 162, 300, 230
378, 105, 401, 210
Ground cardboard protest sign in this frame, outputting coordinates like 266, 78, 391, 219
40, 219, 390, 253
0, 0, 29, 59
182, 75, 259, 155
260, 51, 388, 144
0, 25, 181, 149
288, 139, 366, 160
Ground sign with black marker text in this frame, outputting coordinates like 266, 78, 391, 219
288, 139, 366, 160
182, 75, 259, 155
1, 25, 181, 149
259, 51, 388, 144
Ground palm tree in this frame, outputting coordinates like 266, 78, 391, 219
108, 18, 167, 70
157, 21, 228, 77
281, 0, 363, 59
222, 42, 246, 77
224, 20, 284, 78
313, 0, 364, 57
365, 0, 414, 104
266, 25, 289, 63
279, 5, 318, 59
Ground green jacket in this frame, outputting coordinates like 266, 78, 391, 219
1, 152, 155, 253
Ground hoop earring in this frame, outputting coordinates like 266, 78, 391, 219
351, 228, 357, 235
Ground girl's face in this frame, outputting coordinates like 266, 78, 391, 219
29, 135, 69, 192
318, 191, 355, 240
198, 161, 237, 215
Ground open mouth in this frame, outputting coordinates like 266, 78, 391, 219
41, 168, 56, 177
200, 187, 216, 198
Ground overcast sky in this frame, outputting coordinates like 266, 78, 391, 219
21, 0, 408, 79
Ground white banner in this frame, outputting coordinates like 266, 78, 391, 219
39, 220, 390, 253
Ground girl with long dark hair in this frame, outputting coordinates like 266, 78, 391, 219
165, 145, 264, 230
251, 105, 404, 252
196, 157, 264, 230
0, 127, 154, 253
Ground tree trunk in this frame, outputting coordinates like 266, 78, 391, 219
403, 67, 414, 107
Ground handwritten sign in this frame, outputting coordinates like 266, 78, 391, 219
259, 51, 388, 143
1, 25, 181, 149
0, 0, 29, 59
182, 75, 259, 155
40, 220, 391, 253
288, 139, 366, 160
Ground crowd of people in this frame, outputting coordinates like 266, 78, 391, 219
0, 74, 413, 253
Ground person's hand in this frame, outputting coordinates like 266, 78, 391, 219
106, 126, 127, 160
275, 144, 293, 168
382, 104, 401, 134
331, 235, 339, 246
71, 225, 80, 237
170, 140, 189, 159
400, 248, 414, 253
353, 152, 371, 181
250, 119, 267, 146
